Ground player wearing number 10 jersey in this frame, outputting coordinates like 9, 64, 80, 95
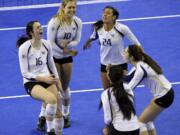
45, 0, 83, 129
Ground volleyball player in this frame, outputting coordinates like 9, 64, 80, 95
17, 20, 64, 135
101, 65, 139, 135
83, 6, 141, 90
40, 0, 83, 128
123, 45, 174, 135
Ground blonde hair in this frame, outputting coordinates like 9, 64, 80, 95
56, 0, 76, 26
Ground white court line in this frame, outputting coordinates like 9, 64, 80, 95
0, 14, 180, 31
0, 82, 179, 100
0, 0, 131, 11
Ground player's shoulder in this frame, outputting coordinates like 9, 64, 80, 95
48, 16, 60, 26
19, 40, 31, 51
124, 83, 134, 96
137, 61, 150, 72
42, 39, 49, 44
42, 39, 51, 48
73, 16, 82, 24
137, 61, 146, 67
115, 22, 129, 29
101, 88, 111, 99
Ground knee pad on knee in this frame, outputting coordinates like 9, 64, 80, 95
45, 104, 57, 119
39, 104, 46, 117
139, 122, 147, 132
54, 117, 64, 133
146, 121, 155, 131
63, 87, 71, 100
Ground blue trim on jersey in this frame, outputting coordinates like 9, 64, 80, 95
24, 77, 35, 81
114, 26, 124, 37
125, 65, 147, 88
72, 19, 78, 41
54, 23, 61, 48
92, 30, 99, 41
74, 19, 78, 30
42, 42, 48, 52
123, 71, 135, 82
27, 45, 31, 72
42, 42, 53, 74
134, 65, 147, 87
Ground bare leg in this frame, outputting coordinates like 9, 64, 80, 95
139, 99, 164, 123
148, 129, 156, 135
139, 99, 164, 135
31, 85, 58, 133
58, 63, 72, 128
101, 72, 110, 90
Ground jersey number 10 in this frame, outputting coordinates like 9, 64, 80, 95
64, 33, 71, 39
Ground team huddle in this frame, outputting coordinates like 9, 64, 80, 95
17, 0, 174, 135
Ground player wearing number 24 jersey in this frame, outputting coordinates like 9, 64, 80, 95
83, 6, 141, 90
90, 21, 140, 66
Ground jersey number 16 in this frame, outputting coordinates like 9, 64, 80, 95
36, 57, 42, 66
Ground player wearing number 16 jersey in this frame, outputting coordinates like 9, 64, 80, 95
17, 20, 63, 135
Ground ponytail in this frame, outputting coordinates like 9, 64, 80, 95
16, 20, 38, 48
142, 52, 162, 74
93, 20, 103, 31
16, 35, 29, 48
112, 81, 136, 120
128, 45, 163, 74
56, 0, 77, 26
109, 65, 136, 120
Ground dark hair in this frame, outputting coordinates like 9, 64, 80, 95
93, 6, 119, 31
93, 20, 103, 31
109, 65, 136, 120
128, 45, 162, 74
16, 35, 29, 48
16, 20, 38, 48
104, 6, 119, 20
26, 20, 38, 38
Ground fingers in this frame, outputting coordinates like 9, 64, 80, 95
102, 127, 109, 135
83, 45, 87, 50
63, 48, 69, 54
50, 74, 55, 78
61, 40, 69, 48
63, 48, 78, 56
46, 75, 58, 84
83, 44, 91, 50
69, 50, 78, 56
58, 88, 65, 98
56, 80, 64, 98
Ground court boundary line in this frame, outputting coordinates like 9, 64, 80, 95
0, 82, 179, 100
0, 0, 131, 11
0, 14, 180, 31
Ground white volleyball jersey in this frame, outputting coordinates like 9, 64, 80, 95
90, 22, 141, 65
125, 61, 172, 98
101, 87, 139, 131
18, 39, 59, 84
47, 16, 82, 59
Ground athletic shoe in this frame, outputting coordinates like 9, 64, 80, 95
63, 115, 71, 128
47, 129, 56, 135
37, 116, 46, 132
